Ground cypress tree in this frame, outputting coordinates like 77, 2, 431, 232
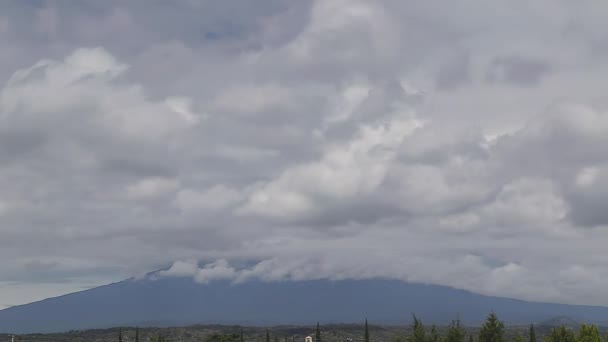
275, 336, 279, 342
365, 319, 370, 342
316, 322, 322, 342
408, 314, 425, 342
119, 328, 123, 342
479, 312, 505, 342
266, 329, 270, 342
529, 324, 536, 342
240, 328, 244, 342
135, 327, 140, 342
469, 335, 474, 342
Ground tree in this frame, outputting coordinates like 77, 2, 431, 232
577, 324, 601, 342
469, 335, 475, 342
365, 319, 370, 342
408, 314, 426, 342
545, 326, 575, 342
530, 325, 536, 342
119, 328, 123, 342
316, 322, 322, 342
445, 320, 466, 342
266, 329, 271, 342
240, 329, 244, 342
479, 312, 505, 342
135, 327, 140, 342
515, 334, 525, 342
429, 325, 440, 342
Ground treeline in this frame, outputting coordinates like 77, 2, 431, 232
390, 313, 604, 342
113, 313, 606, 342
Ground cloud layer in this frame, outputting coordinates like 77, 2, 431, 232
1, 0, 608, 308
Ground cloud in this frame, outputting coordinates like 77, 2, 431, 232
485, 56, 552, 86
159, 260, 237, 284
2, 0, 608, 309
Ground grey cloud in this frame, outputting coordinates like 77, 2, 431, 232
435, 54, 472, 90
2, 0, 608, 308
485, 56, 552, 86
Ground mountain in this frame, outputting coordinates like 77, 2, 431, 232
2, 275, 608, 334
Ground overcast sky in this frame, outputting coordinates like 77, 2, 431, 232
2, 0, 608, 309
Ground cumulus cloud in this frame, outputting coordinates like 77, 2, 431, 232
3, 0, 608, 308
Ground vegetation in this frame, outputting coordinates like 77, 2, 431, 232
409, 314, 426, 342
479, 312, 505, 342
317, 323, 322, 342
5, 314, 608, 342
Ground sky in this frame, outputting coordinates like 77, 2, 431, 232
1, 0, 608, 309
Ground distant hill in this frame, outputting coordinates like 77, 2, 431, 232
539, 316, 581, 328
2, 275, 608, 334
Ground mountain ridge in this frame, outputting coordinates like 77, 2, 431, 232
2, 276, 608, 334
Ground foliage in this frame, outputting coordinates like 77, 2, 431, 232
576, 324, 601, 342
316, 322, 322, 342
408, 314, 426, 342
429, 325, 440, 342
545, 326, 575, 342
365, 319, 370, 342
206, 333, 241, 342
515, 334, 525, 342
444, 320, 466, 342
479, 312, 505, 342
151, 333, 167, 342
529, 325, 536, 342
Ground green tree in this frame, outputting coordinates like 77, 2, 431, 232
240, 329, 244, 342
266, 329, 271, 342
545, 326, 575, 342
135, 327, 140, 342
408, 314, 426, 342
577, 324, 601, 342
469, 335, 475, 342
316, 322, 322, 342
119, 328, 123, 342
479, 312, 505, 342
530, 325, 536, 342
365, 319, 370, 342
429, 325, 440, 342
515, 334, 525, 342
445, 320, 466, 342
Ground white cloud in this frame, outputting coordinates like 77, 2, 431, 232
4, 0, 608, 309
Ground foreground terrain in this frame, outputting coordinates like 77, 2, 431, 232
0, 322, 588, 342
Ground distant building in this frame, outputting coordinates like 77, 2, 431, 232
306, 336, 313, 342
